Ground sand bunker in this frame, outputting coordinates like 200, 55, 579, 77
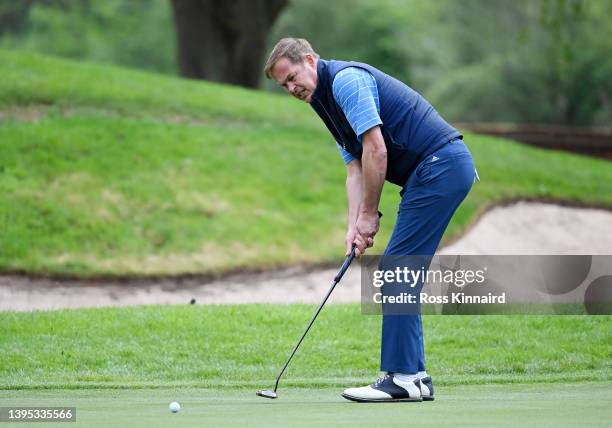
1, 202, 611, 311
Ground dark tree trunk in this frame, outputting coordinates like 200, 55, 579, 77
170, 0, 287, 88
0, 0, 35, 35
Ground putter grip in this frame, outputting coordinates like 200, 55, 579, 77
334, 245, 356, 283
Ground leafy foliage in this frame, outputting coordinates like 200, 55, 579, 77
269, 0, 612, 125
0, 0, 176, 74
1, 0, 609, 124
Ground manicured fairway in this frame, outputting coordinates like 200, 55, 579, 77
1, 382, 610, 427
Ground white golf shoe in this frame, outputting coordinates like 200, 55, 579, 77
341, 373, 422, 403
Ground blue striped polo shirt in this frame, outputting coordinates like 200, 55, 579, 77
331, 67, 382, 164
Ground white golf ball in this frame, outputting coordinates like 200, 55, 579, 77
169, 401, 181, 413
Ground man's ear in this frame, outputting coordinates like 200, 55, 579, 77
304, 53, 316, 68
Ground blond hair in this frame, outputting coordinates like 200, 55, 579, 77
264, 38, 319, 79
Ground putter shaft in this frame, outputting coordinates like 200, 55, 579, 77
272, 246, 357, 393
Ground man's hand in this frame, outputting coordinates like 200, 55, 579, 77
353, 210, 380, 255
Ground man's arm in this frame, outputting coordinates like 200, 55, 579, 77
345, 159, 363, 255
331, 67, 385, 255
354, 125, 386, 255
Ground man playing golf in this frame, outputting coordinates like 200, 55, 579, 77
264, 38, 476, 402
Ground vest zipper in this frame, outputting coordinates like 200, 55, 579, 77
315, 99, 347, 150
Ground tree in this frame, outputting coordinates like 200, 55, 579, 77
0, 0, 34, 35
423, 0, 612, 126
267, 0, 419, 90
170, 0, 287, 88
0, 0, 176, 75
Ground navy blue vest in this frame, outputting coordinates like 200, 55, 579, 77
310, 59, 461, 186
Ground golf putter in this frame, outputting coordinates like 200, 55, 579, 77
257, 212, 381, 399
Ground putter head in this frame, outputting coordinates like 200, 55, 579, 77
256, 389, 278, 399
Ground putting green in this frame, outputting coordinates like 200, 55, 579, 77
1, 382, 610, 427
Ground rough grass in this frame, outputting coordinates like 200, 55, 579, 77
0, 305, 609, 389
1, 49, 611, 276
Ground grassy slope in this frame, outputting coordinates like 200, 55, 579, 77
1, 49, 612, 276
0, 305, 610, 389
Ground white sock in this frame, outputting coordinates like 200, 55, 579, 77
394, 372, 418, 382
417, 371, 428, 379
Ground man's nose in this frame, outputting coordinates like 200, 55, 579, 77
287, 83, 296, 93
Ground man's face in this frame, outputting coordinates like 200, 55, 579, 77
271, 54, 318, 103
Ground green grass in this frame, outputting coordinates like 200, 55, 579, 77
0, 305, 609, 389
2, 383, 611, 427
1, 305, 610, 426
1, 49, 612, 276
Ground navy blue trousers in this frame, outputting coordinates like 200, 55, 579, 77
380, 138, 475, 374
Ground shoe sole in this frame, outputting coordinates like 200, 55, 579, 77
341, 393, 423, 403
423, 396, 434, 401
